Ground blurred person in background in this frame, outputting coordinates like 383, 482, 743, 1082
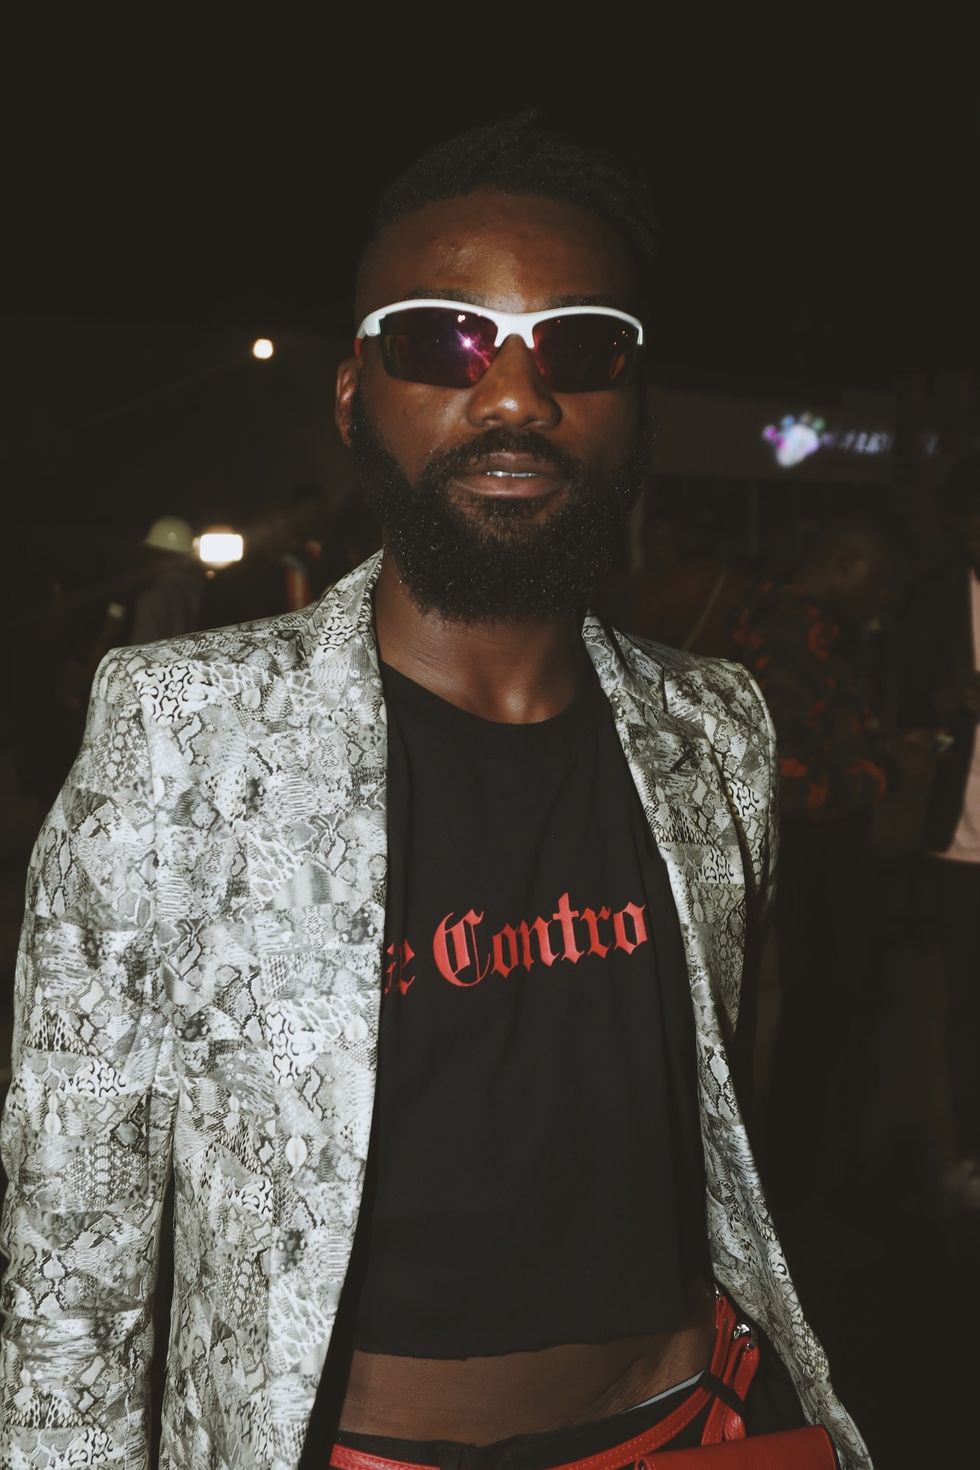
278, 484, 329, 611
607, 494, 752, 658
128, 514, 207, 644
899, 452, 980, 1211
731, 512, 907, 1216
199, 483, 328, 627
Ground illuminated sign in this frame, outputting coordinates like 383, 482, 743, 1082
762, 413, 893, 469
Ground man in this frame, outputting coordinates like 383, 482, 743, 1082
730, 516, 902, 1208
130, 515, 207, 644
0, 116, 867, 1469
900, 455, 980, 1209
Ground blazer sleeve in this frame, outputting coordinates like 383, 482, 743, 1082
714, 657, 779, 933
718, 662, 779, 1099
744, 666, 780, 931
0, 649, 176, 1469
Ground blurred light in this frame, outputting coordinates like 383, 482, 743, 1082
761, 411, 893, 468
252, 338, 275, 360
197, 531, 244, 567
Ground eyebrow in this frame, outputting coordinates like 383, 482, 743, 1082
397, 288, 629, 311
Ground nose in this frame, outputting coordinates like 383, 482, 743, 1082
464, 335, 562, 431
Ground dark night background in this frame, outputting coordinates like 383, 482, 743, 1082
1, 18, 979, 1466
2, 24, 977, 555
2, 28, 977, 700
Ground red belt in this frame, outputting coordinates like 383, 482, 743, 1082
329, 1295, 836, 1470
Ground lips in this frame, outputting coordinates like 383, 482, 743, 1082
451, 452, 563, 498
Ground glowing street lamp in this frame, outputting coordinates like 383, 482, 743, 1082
196, 529, 244, 568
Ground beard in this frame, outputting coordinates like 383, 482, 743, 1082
347, 388, 652, 623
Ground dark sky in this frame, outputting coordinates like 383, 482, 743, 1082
1, 19, 977, 617
4, 25, 977, 394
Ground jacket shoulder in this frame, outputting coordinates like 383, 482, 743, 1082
135, 607, 309, 669
101, 557, 381, 704
95, 608, 312, 705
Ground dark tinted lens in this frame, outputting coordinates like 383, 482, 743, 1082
379, 307, 498, 387
532, 315, 640, 392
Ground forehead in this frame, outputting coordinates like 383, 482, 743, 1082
356, 189, 638, 319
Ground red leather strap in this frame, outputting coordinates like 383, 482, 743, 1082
699, 1297, 760, 1445
697, 1291, 760, 1445
330, 1388, 715, 1470
330, 1426, 837, 1470
332, 1449, 433, 1470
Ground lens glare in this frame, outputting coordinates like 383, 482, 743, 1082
380, 307, 498, 388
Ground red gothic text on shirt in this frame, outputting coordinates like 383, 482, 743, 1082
384, 891, 649, 995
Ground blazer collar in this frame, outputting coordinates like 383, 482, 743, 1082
582, 612, 715, 809
582, 611, 748, 1031
294, 556, 714, 790
297, 550, 385, 707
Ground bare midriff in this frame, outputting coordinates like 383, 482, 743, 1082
338, 1278, 715, 1445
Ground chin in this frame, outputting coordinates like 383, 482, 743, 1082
451, 491, 566, 527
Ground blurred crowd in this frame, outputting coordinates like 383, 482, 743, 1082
602, 460, 980, 1228
8, 487, 382, 816
5, 456, 980, 1231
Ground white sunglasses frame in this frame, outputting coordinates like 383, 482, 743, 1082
355, 298, 645, 349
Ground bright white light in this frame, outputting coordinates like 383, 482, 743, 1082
197, 532, 244, 567
252, 338, 274, 360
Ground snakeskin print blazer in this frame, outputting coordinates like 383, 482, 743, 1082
0, 554, 871, 1470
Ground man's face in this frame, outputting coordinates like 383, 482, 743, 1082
335, 189, 650, 621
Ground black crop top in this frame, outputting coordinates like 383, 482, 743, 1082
346, 658, 710, 1357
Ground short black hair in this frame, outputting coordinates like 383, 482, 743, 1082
360, 110, 657, 315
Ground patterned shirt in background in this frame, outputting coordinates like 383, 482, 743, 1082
731, 581, 887, 822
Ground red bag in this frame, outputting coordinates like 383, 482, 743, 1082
637, 1294, 837, 1467
644, 1425, 837, 1467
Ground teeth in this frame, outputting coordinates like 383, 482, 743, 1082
485, 470, 538, 478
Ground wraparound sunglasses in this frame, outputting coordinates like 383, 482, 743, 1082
355, 299, 645, 393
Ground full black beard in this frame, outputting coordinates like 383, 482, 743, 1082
348, 388, 651, 623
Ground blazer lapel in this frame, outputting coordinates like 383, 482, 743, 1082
273, 550, 388, 1196
583, 615, 748, 1034
242, 557, 390, 1439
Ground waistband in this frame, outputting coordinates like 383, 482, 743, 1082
331, 1293, 760, 1470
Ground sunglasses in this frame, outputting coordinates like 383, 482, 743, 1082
355, 298, 645, 393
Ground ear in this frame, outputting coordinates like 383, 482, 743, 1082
335, 354, 361, 447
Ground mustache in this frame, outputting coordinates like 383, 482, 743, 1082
421, 428, 588, 485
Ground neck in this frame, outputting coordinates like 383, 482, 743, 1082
373, 553, 587, 724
